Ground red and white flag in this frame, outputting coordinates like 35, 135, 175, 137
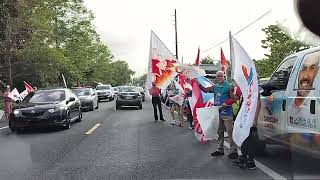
220, 48, 228, 74
24, 81, 33, 93
146, 31, 178, 92
190, 79, 207, 143
20, 89, 29, 99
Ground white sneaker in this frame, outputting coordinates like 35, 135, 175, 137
171, 120, 177, 125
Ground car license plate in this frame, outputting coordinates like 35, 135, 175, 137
125, 96, 132, 100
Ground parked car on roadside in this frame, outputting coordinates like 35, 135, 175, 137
116, 86, 142, 110
72, 87, 98, 111
96, 84, 114, 101
9, 88, 82, 132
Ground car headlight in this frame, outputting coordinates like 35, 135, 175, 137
48, 106, 66, 113
13, 110, 20, 115
84, 97, 92, 102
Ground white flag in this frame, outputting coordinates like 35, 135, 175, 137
20, 89, 29, 99
230, 33, 259, 146
8, 88, 22, 101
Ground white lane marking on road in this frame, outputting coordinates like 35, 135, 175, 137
0, 126, 9, 130
85, 123, 101, 135
224, 141, 287, 180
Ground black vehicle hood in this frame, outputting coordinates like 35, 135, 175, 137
15, 102, 62, 110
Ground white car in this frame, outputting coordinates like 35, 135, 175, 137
96, 84, 114, 101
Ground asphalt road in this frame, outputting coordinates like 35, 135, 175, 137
0, 99, 319, 179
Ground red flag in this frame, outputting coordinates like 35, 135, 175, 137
220, 48, 228, 73
195, 47, 200, 65
24, 81, 33, 93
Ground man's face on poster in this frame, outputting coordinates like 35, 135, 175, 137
297, 53, 320, 97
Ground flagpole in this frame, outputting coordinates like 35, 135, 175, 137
229, 31, 234, 82
61, 74, 67, 88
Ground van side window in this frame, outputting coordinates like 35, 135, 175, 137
269, 57, 297, 90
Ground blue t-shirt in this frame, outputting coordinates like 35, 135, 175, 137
213, 81, 232, 117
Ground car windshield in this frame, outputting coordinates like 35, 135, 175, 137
119, 86, 137, 92
96, 86, 110, 90
73, 89, 90, 96
24, 90, 66, 103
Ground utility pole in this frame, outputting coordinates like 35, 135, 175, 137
174, 9, 178, 61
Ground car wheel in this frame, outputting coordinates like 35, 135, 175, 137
63, 113, 71, 130
138, 103, 142, 110
76, 108, 82, 122
9, 121, 16, 132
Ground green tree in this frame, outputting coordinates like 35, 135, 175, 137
200, 55, 213, 64
255, 24, 311, 78
0, 0, 134, 89
110, 60, 135, 86
132, 73, 147, 87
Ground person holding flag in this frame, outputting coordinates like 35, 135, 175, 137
2, 86, 12, 121
231, 85, 261, 169
199, 70, 238, 159
149, 82, 165, 122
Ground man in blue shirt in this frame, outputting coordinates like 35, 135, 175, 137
199, 71, 238, 159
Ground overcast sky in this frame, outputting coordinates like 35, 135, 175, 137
84, 0, 306, 77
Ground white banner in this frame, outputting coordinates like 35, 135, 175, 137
196, 106, 219, 140
8, 88, 22, 101
230, 33, 259, 146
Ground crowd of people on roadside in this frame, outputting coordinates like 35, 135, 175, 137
149, 70, 259, 170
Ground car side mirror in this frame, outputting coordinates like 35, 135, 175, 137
260, 82, 272, 96
67, 97, 76, 103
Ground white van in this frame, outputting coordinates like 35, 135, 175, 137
258, 47, 320, 157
